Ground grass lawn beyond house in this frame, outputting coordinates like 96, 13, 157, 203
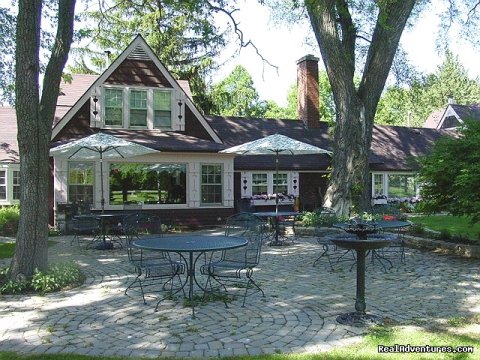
409, 215, 480, 243
0, 240, 57, 259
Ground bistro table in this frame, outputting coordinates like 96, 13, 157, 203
73, 213, 128, 250
253, 211, 300, 246
132, 235, 248, 318
331, 219, 411, 326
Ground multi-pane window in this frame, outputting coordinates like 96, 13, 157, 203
12, 171, 20, 200
129, 90, 147, 127
273, 173, 288, 194
387, 174, 416, 198
373, 173, 384, 196
0, 171, 5, 200
201, 164, 222, 205
68, 162, 94, 204
154, 90, 172, 129
252, 173, 268, 195
104, 88, 123, 126
109, 163, 186, 205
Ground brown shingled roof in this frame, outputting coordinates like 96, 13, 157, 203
207, 115, 455, 171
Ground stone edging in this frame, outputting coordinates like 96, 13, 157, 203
296, 226, 480, 259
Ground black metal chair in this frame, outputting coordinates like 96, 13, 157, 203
201, 213, 266, 306
124, 215, 185, 306
70, 215, 100, 247
313, 228, 357, 271
237, 198, 255, 213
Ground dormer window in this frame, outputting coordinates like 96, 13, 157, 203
130, 89, 148, 127
104, 88, 123, 126
154, 90, 171, 129
92, 86, 182, 130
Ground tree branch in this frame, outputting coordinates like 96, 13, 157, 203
204, 0, 278, 73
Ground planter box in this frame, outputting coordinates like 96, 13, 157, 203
372, 199, 388, 205
252, 199, 294, 206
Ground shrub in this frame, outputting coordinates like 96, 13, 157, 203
301, 209, 338, 227
408, 223, 425, 236
0, 262, 84, 294
0, 205, 20, 236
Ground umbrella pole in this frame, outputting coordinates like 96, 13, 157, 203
100, 152, 105, 213
275, 153, 279, 214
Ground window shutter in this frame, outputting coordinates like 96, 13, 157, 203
172, 89, 186, 131
90, 87, 102, 128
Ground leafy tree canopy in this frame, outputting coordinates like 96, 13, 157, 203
376, 51, 480, 127
418, 120, 480, 222
0, 7, 16, 105
74, 0, 230, 112
209, 65, 268, 117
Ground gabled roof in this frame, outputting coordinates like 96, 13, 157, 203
51, 34, 221, 143
424, 104, 480, 129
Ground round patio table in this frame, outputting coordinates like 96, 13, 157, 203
253, 211, 301, 245
133, 235, 248, 318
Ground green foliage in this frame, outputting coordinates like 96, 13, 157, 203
77, 0, 227, 113
0, 262, 84, 295
0, 7, 16, 104
418, 120, 480, 222
376, 51, 480, 127
301, 209, 338, 227
0, 206, 20, 236
210, 65, 267, 117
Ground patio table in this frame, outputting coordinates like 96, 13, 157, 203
133, 235, 248, 318
253, 211, 300, 246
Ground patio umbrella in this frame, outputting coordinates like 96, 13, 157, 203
220, 133, 332, 212
50, 132, 160, 212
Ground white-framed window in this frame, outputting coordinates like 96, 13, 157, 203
201, 164, 223, 205
129, 89, 148, 127
109, 163, 186, 205
104, 88, 123, 126
0, 165, 21, 204
154, 90, 172, 129
252, 173, 268, 195
12, 170, 20, 200
372, 173, 385, 196
68, 162, 95, 204
273, 173, 288, 194
101, 86, 174, 130
0, 170, 6, 200
387, 173, 417, 198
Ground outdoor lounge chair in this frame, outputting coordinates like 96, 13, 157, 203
200, 212, 266, 306
124, 215, 185, 305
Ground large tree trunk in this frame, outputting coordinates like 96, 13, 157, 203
9, 0, 75, 280
305, 0, 415, 217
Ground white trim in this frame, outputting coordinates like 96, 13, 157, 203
0, 163, 21, 205
52, 35, 222, 143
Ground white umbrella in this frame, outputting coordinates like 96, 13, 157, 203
50, 132, 160, 212
220, 133, 332, 212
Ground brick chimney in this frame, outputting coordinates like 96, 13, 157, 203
297, 55, 320, 128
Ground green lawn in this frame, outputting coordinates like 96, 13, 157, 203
0, 319, 478, 359
409, 214, 480, 242
0, 240, 57, 259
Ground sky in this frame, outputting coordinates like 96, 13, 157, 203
212, 1, 480, 107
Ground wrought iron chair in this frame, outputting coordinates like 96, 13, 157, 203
70, 215, 100, 247
237, 198, 255, 213
313, 227, 357, 271
201, 212, 266, 306
124, 215, 185, 305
